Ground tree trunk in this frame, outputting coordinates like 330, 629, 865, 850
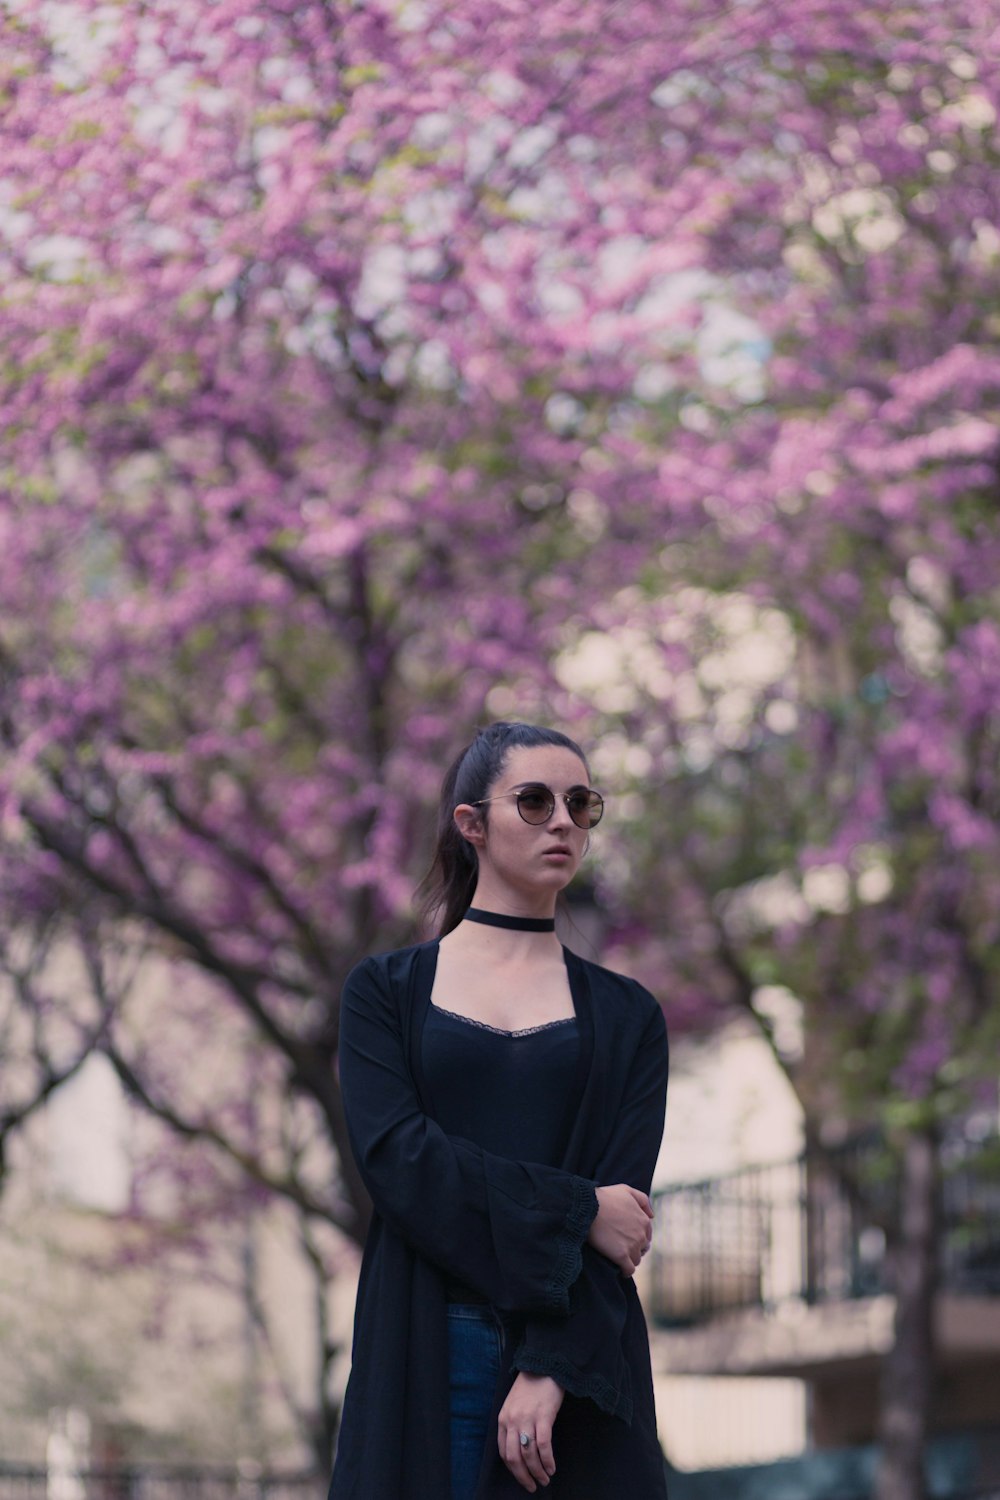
873, 1128, 938, 1500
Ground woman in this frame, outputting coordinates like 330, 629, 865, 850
328, 721, 669, 1499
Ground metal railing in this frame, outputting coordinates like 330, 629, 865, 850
648, 1134, 1000, 1326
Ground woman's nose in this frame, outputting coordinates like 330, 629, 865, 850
546, 797, 573, 831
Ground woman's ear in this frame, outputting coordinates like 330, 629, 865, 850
453, 803, 486, 849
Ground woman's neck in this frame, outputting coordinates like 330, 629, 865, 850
464, 877, 557, 925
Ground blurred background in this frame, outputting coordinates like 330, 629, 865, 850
1, 1, 999, 1498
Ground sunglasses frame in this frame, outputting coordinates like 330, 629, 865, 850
472, 782, 605, 830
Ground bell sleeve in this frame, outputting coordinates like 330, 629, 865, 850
511, 993, 669, 1423
339, 955, 599, 1316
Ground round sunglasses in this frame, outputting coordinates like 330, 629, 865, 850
472, 782, 605, 830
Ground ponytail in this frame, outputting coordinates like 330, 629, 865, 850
416, 721, 590, 938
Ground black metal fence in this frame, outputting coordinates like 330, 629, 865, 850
649, 1134, 1000, 1325
0, 1469, 322, 1500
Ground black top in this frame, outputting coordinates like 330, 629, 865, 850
422, 1004, 582, 1166
329, 940, 669, 1500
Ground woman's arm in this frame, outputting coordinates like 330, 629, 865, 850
339, 956, 599, 1315
510, 995, 669, 1423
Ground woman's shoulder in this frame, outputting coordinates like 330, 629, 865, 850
567, 948, 663, 1022
344, 938, 437, 991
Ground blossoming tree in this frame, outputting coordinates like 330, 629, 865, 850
2, 0, 999, 1487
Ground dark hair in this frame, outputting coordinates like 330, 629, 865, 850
416, 721, 590, 938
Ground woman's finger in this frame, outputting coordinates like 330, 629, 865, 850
533, 1417, 556, 1482
524, 1428, 548, 1488
502, 1426, 537, 1492
521, 1427, 551, 1488
628, 1186, 654, 1216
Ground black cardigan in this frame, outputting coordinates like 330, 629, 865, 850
328, 939, 669, 1500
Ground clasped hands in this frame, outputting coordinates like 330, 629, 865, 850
497, 1183, 654, 1491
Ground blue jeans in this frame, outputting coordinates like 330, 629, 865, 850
447, 1304, 504, 1500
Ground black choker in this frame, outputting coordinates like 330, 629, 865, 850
464, 907, 556, 933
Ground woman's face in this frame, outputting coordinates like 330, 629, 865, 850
463, 744, 593, 897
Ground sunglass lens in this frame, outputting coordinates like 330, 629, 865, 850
568, 792, 603, 828
516, 789, 555, 823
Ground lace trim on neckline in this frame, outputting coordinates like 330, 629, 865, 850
429, 1003, 577, 1039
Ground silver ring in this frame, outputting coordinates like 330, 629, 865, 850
519, 1431, 532, 1449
